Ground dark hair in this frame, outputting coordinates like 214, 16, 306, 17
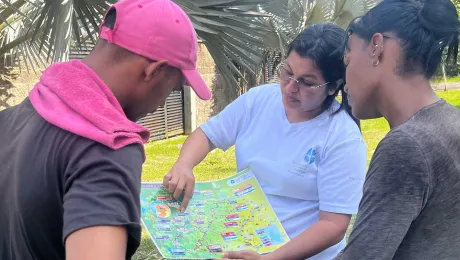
287, 22, 359, 127
104, 8, 117, 29
98, 8, 134, 61
347, 0, 459, 79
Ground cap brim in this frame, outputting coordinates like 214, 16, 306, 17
182, 69, 212, 100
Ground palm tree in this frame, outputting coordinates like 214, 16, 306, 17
261, 0, 377, 83
0, 0, 274, 89
0, 0, 377, 93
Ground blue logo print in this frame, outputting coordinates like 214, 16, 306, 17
304, 148, 316, 164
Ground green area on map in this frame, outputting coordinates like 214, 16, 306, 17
140, 168, 290, 259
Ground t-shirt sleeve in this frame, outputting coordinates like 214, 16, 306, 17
336, 130, 431, 260
200, 88, 252, 151
62, 142, 143, 259
317, 136, 367, 214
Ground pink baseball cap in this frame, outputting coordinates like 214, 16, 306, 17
99, 0, 212, 100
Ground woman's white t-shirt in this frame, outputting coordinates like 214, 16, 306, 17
200, 84, 367, 259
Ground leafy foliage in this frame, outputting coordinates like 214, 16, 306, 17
261, 0, 378, 83
0, 0, 378, 87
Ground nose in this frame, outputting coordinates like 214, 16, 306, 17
285, 79, 298, 93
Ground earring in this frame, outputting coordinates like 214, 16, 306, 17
371, 53, 380, 66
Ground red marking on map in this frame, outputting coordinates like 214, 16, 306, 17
233, 184, 253, 193
224, 221, 238, 227
221, 232, 238, 241
226, 214, 240, 221
157, 195, 172, 201
233, 184, 255, 197
235, 204, 248, 211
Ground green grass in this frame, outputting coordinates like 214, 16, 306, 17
142, 137, 236, 183
133, 90, 460, 260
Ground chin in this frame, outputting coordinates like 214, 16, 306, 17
281, 96, 298, 110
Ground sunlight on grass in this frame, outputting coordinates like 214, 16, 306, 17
142, 136, 236, 183
134, 90, 460, 260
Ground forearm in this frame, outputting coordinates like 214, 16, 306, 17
176, 127, 215, 168
266, 220, 346, 260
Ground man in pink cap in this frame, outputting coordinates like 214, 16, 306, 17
0, 0, 210, 260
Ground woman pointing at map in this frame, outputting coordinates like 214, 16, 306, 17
163, 22, 367, 260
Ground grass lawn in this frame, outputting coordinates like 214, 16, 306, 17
133, 89, 460, 260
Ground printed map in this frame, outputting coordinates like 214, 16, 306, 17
140, 168, 290, 259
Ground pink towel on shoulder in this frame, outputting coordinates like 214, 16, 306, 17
29, 59, 150, 158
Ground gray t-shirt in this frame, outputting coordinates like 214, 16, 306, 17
335, 100, 460, 260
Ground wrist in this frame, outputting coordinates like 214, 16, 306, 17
174, 159, 195, 170
261, 253, 277, 260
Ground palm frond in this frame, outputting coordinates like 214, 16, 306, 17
173, 0, 273, 88
260, 0, 379, 83
0, 0, 379, 91
0, 0, 109, 71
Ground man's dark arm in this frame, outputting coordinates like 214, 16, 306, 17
335, 131, 431, 260
63, 142, 144, 260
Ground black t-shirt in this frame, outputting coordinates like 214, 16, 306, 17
0, 98, 143, 260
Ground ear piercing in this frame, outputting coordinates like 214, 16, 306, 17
371, 53, 380, 66
371, 44, 382, 66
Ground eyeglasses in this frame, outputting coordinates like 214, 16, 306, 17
279, 67, 329, 90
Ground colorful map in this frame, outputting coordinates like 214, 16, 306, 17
140, 168, 290, 259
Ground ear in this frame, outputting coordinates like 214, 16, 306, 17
328, 88, 337, 96
328, 79, 344, 96
144, 60, 169, 82
370, 33, 384, 65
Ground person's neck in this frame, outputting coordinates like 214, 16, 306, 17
286, 105, 325, 123
81, 55, 128, 108
377, 75, 439, 129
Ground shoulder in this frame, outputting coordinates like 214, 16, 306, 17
247, 83, 281, 95
2, 97, 143, 176
324, 102, 364, 148
374, 129, 425, 163
38, 115, 144, 180
369, 129, 431, 186
243, 83, 281, 105
363, 130, 432, 210
64, 136, 144, 178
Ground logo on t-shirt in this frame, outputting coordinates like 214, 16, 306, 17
304, 148, 316, 164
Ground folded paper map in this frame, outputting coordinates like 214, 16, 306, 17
140, 168, 290, 259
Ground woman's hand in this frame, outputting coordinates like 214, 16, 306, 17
163, 163, 196, 212
221, 250, 271, 260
